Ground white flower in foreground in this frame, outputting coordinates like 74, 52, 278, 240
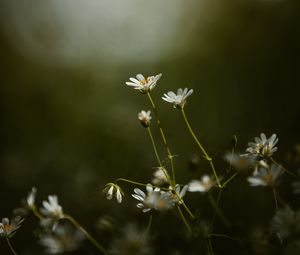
152, 167, 169, 185
103, 183, 124, 203
39, 224, 84, 254
125, 73, 162, 93
138, 110, 152, 128
247, 164, 283, 187
162, 88, 193, 109
0, 216, 24, 238
188, 175, 215, 193
27, 187, 37, 209
270, 206, 300, 240
41, 195, 64, 219
169, 184, 188, 204
245, 133, 278, 158
132, 184, 174, 212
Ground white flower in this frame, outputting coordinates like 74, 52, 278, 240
125, 73, 162, 93
169, 184, 188, 204
0, 216, 24, 238
39, 224, 84, 254
247, 164, 283, 187
245, 133, 278, 158
27, 187, 37, 209
270, 206, 300, 240
162, 88, 193, 109
152, 167, 169, 185
103, 183, 124, 203
224, 152, 255, 170
138, 110, 152, 128
132, 184, 174, 212
41, 195, 64, 219
188, 175, 215, 193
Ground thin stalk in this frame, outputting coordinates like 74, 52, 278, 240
181, 109, 221, 188
270, 157, 297, 178
272, 187, 279, 211
207, 233, 237, 241
147, 127, 170, 183
177, 206, 192, 233
116, 178, 170, 191
207, 238, 214, 255
209, 192, 231, 228
147, 92, 176, 186
146, 215, 152, 234
32, 207, 44, 221
64, 215, 108, 255
6, 238, 18, 255
221, 170, 240, 188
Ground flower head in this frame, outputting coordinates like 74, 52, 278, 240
125, 73, 162, 94
41, 195, 64, 219
162, 88, 193, 109
0, 216, 24, 238
152, 167, 169, 185
132, 184, 174, 212
247, 164, 283, 187
188, 175, 215, 193
245, 133, 278, 159
39, 224, 84, 254
270, 206, 300, 240
169, 184, 188, 204
103, 183, 124, 203
224, 152, 255, 171
138, 110, 152, 128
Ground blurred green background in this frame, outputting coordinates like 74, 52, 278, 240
0, 0, 300, 254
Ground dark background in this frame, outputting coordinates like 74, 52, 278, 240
0, 0, 299, 254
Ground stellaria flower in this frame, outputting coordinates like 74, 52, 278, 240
0, 216, 24, 238
162, 88, 193, 109
125, 73, 162, 93
244, 133, 278, 159
109, 223, 153, 255
224, 152, 255, 171
132, 184, 174, 212
39, 224, 84, 254
103, 183, 124, 203
41, 195, 64, 219
247, 164, 283, 187
270, 206, 300, 240
152, 167, 169, 185
169, 184, 188, 204
138, 110, 152, 128
188, 175, 215, 193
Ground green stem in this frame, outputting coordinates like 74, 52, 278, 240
147, 92, 176, 186
181, 109, 221, 188
146, 215, 152, 234
209, 192, 230, 228
221, 170, 240, 188
177, 206, 192, 233
6, 238, 18, 255
116, 178, 170, 191
270, 157, 297, 178
32, 207, 44, 221
272, 187, 279, 211
207, 233, 237, 241
64, 215, 108, 255
147, 127, 170, 183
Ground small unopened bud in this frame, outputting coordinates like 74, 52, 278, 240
138, 110, 152, 128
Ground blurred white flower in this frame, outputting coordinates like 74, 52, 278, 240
247, 164, 283, 187
270, 206, 300, 240
132, 184, 174, 212
0, 216, 24, 238
188, 175, 215, 193
224, 152, 255, 170
103, 183, 124, 203
162, 88, 193, 109
39, 224, 84, 254
109, 223, 153, 255
41, 195, 64, 219
138, 110, 152, 128
152, 167, 168, 185
27, 187, 37, 209
244, 133, 278, 158
125, 73, 162, 93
